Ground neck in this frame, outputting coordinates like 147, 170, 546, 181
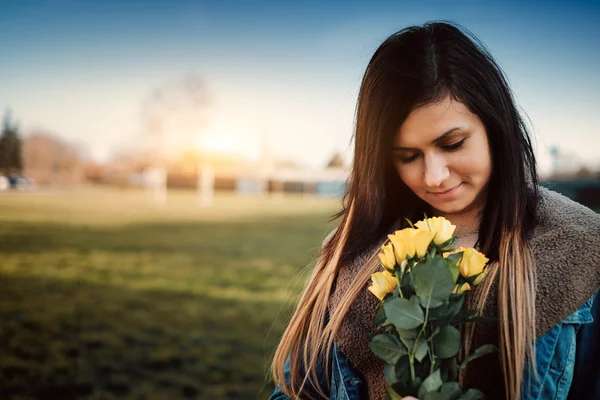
433, 206, 482, 238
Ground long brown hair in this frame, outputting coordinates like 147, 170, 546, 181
272, 21, 539, 399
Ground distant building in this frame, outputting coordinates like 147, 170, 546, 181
217, 164, 348, 197
541, 179, 600, 209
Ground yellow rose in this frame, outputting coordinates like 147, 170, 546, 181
388, 228, 435, 259
415, 217, 456, 246
387, 234, 405, 264
378, 243, 396, 271
368, 270, 397, 300
452, 282, 471, 294
450, 247, 489, 278
388, 230, 413, 260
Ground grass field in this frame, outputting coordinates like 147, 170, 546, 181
0, 187, 341, 399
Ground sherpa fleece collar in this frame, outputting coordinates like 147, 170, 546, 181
329, 186, 600, 400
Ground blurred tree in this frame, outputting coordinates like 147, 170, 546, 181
23, 132, 84, 184
326, 152, 345, 168
142, 74, 211, 203
576, 166, 593, 178
142, 73, 210, 162
0, 109, 23, 173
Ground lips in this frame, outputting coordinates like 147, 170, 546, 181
429, 183, 462, 198
430, 185, 458, 194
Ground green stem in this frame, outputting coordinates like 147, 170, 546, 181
409, 291, 432, 383
413, 295, 431, 353
396, 268, 403, 299
408, 260, 416, 289
428, 325, 435, 375
428, 246, 436, 259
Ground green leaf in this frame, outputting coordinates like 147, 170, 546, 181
418, 369, 443, 398
397, 327, 417, 340
391, 380, 417, 397
410, 377, 422, 392
432, 325, 460, 359
414, 337, 429, 362
427, 326, 440, 342
452, 309, 478, 324
427, 303, 448, 321
441, 357, 459, 382
393, 355, 412, 384
444, 297, 464, 320
459, 344, 498, 370
412, 257, 455, 308
386, 386, 404, 400
383, 297, 424, 330
422, 393, 445, 400
384, 363, 396, 385
457, 388, 485, 400
374, 306, 387, 326
369, 334, 407, 364
444, 251, 463, 263
429, 297, 464, 326
409, 295, 420, 308
440, 382, 462, 400
437, 237, 455, 251
400, 270, 415, 297
444, 252, 462, 284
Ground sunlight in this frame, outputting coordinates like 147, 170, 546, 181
195, 131, 238, 156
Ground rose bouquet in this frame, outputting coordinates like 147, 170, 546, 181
368, 217, 496, 400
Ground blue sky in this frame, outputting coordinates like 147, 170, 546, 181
1, 0, 599, 175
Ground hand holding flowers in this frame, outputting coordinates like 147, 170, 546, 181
368, 217, 495, 400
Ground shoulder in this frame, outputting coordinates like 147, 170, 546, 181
531, 186, 600, 336
530, 186, 600, 261
532, 185, 600, 241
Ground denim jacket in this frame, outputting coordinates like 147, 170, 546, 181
269, 291, 599, 400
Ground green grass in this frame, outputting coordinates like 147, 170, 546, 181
0, 187, 341, 399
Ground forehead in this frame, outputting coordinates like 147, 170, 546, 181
394, 98, 482, 146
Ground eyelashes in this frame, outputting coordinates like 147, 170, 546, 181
398, 154, 419, 164
395, 138, 466, 164
441, 139, 465, 151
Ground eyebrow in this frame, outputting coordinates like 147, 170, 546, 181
393, 127, 462, 151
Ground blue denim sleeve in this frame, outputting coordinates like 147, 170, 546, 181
568, 291, 600, 399
268, 351, 330, 400
268, 357, 293, 400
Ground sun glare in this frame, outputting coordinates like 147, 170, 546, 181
196, 132, 238, 155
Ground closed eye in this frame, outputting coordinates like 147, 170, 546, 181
441, 139, 465, 151
396, 153, 420, 164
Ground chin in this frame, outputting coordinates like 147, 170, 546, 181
430, 200, 470, 215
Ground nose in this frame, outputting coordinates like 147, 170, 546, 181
423, 152, 449, 187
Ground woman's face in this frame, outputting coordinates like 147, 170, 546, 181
392, 97, 492, 217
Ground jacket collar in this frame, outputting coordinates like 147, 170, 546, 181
330, 186, 600, 399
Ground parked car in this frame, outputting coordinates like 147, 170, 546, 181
6, 174, 31, 191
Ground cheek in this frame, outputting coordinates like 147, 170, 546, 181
395, 164, 421, 189
458, 151, 491, 183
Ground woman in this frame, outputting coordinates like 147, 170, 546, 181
270, 22, 600, 400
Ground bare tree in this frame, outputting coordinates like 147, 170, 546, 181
23, 132, 84, 185
141, 73, 210, 203
142, 73, 210, 161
